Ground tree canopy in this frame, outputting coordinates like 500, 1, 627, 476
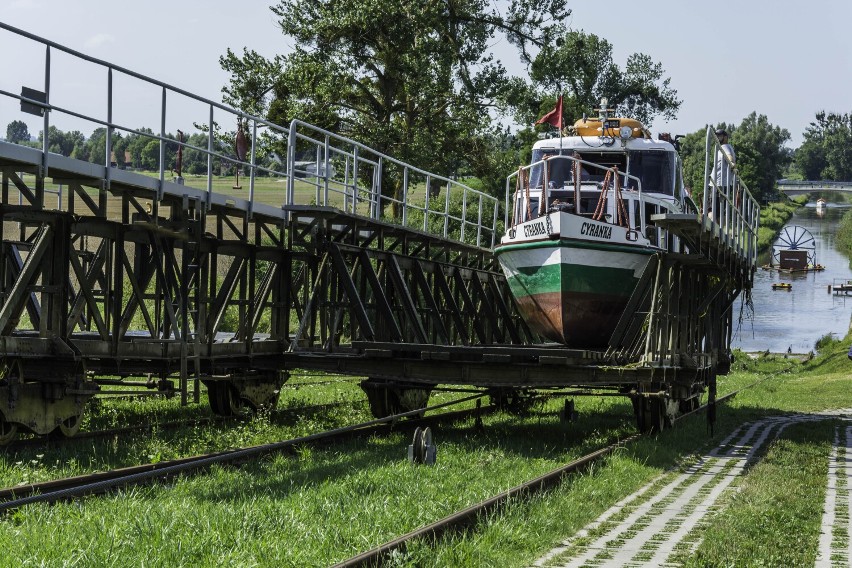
219, 8, 690, 202
5, 120, 30, 144
795, 111, 852, 181
220, 0, 571, 201
679, 113, 790, 204
515, 30, 681, 127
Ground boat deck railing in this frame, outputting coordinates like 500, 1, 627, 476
505, 154, 646, 224
0, 21, 499, 249
701, 126, 760, 269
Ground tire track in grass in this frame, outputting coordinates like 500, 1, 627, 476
535, 412, 843, 568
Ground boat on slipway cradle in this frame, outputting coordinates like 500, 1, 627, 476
495, 103, 697, 348
492, 102, 760, 431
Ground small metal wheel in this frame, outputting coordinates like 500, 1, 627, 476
0, 415, 18, 445
408, 427, 437, 465
207, 382, 247, 417
649, 399, 666, 433
409, 427, 425, 464
58, 414, 83, 438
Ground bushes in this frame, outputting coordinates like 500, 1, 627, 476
756, 195, 807, 252
835, 205, 852, 254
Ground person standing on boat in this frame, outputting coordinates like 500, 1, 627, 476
711, 129, 736, 224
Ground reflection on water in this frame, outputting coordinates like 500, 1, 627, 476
732, 203, 852, 353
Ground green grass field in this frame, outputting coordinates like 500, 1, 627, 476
2, 337, 851, 566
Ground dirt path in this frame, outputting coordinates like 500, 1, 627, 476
534, 411, 849, 568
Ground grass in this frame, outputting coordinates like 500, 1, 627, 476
0, 345, 849, 566
682, 420, 830, 567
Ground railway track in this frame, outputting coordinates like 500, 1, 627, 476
0, 394, 490, 513
333, 386, 749, 567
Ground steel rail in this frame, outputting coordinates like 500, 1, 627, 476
332, 375, 770, 567
0, 394, 488, 513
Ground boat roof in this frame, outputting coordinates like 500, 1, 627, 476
532, 135, 676, 153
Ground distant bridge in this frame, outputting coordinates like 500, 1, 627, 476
778, 180, 852, 197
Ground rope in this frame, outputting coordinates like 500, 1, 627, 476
592, 167, 629, 227
592, 170, 612, 221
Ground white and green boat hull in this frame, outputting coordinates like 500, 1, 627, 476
495, 238, 654, 347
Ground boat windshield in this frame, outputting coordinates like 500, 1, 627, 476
529, 149, 628, 189
627, 150, 675, 195
528, 149, 575, 189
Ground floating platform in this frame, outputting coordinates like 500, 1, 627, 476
761, 264, 825, 273
830, 282, 852, 295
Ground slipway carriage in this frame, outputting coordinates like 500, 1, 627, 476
0, 21, 757, 440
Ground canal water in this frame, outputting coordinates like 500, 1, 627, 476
732, 203, 852, 353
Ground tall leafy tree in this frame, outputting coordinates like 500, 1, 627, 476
730, 112, 791, 201
37, 127, 84, 157
679, 113, 790, 204
221, 0, 570, 202
517, 30, 681, 127
795, 111, 852, 181
5, 120, 30, 144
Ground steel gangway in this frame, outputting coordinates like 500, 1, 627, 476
0, 22, 757, 440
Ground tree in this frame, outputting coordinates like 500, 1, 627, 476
679, 113, 790, 204
729, 112, 791, 202
37, 127, 84, 157
518, 30, 681, 128
221, 0, 570, 203
795, 111, 852, 181
6, 120, 30, 144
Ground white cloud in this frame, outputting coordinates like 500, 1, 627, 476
84, 33, 115, 49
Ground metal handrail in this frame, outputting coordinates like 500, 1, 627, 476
287, 120, 500, 247
701, 126, 760, 268
0, 22, 497, 249
505, 154, 645, 228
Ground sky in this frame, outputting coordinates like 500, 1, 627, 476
2, 0, 851, 148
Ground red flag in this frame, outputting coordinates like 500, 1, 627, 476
536, 95, 563, 129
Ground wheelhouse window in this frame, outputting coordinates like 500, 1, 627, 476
528, 150, 573, 189
627, 150, 675, 195
529, 149, 628, 188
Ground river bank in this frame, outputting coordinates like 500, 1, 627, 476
757, 194, 808, 252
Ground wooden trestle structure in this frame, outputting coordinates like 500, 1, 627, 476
0, 23, 757, 440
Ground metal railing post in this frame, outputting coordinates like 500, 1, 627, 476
476, 196, 483, 248
314, 144, 321, 205
423, 175, 431, 232
249, 119, 257, 217
286, 121, 297, 215
443, 181, 451, 238
323, 134, 330, 207
42, 45, 50, 179
461, 186, 468, 242
351, 146, 359, 214
206, 105, 214, 209
158, 86, 166, 199
492, 202, 499, 248
401, 167, 409, 226
375, 156, 383, 219
105, 67, 113, 190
